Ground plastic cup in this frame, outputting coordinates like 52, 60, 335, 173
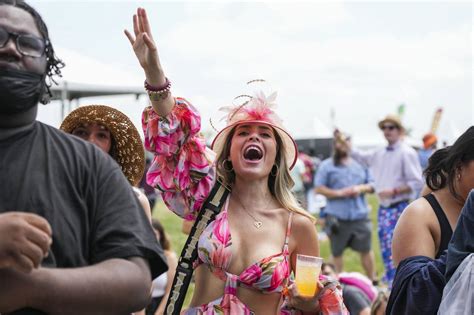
295, 254, 323, 297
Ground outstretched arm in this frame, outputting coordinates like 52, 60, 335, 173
125, 7, 175, 117
125, 8, 216, 221
351, 148, 376, 168
0, 257, 152, 315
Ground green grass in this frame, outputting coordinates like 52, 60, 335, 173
153, 194, 383, 308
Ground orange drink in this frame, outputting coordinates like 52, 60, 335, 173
295, 255, 323, 297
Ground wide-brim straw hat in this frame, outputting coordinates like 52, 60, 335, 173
211, 90, 298, 170
378, 114, 405, 131
60, 105, 145, 186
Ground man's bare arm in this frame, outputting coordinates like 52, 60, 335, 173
1, 257, 153, 315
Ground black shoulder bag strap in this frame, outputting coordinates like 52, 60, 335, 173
165, 180, 230, 315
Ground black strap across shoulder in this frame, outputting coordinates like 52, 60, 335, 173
164, 180, 230, 315
423, 193, 453, 258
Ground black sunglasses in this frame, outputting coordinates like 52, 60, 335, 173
381, 125, 397, 131
0, 26, 46, 58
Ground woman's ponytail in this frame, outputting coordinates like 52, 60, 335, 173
424, 126, 474, 201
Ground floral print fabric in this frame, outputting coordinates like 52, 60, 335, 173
378, 201, 408, 287
142, 98, 216, 220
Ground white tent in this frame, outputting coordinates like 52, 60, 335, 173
51, 47, 145, 115
37, 47, 147, 130
292, 115, 333, 140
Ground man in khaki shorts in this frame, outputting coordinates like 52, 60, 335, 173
315, 131, 377, 282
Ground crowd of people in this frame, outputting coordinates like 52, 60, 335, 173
291, 119, 474, 314
0, 1, 472, 315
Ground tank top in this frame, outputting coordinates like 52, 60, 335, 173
423, 193, 453, 258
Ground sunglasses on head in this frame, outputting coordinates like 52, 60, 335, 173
381, 124, 398, 131
0, 26, 46, 58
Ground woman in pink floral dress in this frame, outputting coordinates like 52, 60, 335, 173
125, 7, 347, 315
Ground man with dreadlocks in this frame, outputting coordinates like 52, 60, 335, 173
0, 1, 167, 314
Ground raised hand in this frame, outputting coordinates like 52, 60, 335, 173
0, 212, 52, 273
124, 7, 165, 86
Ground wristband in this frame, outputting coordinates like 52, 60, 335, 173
144, 78, 171, 101
144, 77, 170, 91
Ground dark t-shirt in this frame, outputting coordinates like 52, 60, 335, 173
0, 121, 167, 314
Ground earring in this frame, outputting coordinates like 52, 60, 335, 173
457, 173, 462, 181
271, 164, 279, 176
222, 159, 234, 172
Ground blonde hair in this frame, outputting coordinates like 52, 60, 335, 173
215, 126, 316, 223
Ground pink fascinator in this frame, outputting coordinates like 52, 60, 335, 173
211, 83, 298, 169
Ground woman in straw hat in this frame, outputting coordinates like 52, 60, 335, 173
60, 105, 151, 220
124, 7, 347, 314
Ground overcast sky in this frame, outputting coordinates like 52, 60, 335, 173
30, 0, 472, 146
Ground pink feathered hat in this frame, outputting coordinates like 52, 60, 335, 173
211, 89, 298, 170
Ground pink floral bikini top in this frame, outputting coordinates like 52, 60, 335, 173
196, 196, 293, 294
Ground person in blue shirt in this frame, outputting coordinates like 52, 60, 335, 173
315, 131, 377, 282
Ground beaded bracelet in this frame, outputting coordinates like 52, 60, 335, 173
144, 78, 171, 101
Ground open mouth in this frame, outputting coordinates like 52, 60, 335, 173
243, 145, 263, 161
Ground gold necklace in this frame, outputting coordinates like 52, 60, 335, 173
232, 194, 272, 229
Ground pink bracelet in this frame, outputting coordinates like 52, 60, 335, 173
144, 78, 171, 102
144, 77, 171, 92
